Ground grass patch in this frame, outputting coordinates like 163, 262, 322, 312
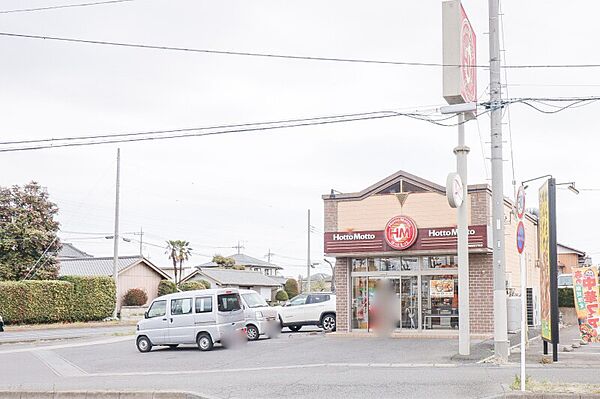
511, 375, 600, 393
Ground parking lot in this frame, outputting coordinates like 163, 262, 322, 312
1, 325, 600, 399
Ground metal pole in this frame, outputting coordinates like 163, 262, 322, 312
489, 0, 509, 360
112, 148, 121, 319
456, 112, 470, 355
307, 209, 311, 294
520, 247, 527, 391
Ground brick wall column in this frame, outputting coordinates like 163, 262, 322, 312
334, 257, 350, 332
469, 253, 494, 334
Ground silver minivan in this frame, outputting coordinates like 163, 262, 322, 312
239, 289, 279, 340
136, 288, 246, 352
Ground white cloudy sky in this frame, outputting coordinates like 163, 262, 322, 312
0, 0, 598, 276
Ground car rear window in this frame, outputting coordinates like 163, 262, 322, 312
308, 294, 330, 304
217, 293, 241, 312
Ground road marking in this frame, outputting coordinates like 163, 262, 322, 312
0, 336, 133, 355
33, 350, 88, 377
91, 362, 458, 377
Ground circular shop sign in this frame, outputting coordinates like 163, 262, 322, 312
516, 185, 526, 219
384, 216, 418, 250
446, 172, 464, 209
516, 221, 525, 254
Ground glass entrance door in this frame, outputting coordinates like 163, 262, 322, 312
400, 276, 418, 329
363, 277, 418, 332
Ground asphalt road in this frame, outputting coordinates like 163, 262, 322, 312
1, 325, 599, 399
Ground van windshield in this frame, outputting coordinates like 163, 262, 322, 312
217, 293, 242, 312
242, 292, 268, 308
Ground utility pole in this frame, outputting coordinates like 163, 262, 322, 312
112, 148, 121, 319
489, 0, 509, 360
134, 227, 144, 257
307, 209, 311, 294
234, 241, 244, 254
265, 248, 273, 263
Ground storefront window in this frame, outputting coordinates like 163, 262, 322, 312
352, 259, 367, 272
423, 256, 458, 269
351, 277, 369, 329
421, 276, 459, 330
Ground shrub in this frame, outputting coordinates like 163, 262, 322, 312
61, 276, 115, 321
197, 279, 211, 289
158, 280, 178, 296
558, 288, 575, 308
123, 288, 148, 306
275, 290, 289, 302
284, 279, 299, 298
179, 281, 206, 291
0, 280, 72, 324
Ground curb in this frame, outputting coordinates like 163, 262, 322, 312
0, 391, 214, 399
484, 393, 600, 398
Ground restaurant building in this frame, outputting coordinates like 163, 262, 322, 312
323, 170, 540, 335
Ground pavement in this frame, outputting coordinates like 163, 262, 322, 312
0, 324, 599, 399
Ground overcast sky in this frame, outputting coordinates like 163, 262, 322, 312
1, 0, 598, 276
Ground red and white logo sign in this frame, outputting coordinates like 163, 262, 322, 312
460, 4, 477, 103
384, 216, 418, 250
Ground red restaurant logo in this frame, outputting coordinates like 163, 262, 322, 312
384, 215, 418, 250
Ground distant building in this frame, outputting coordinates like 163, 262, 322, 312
195, 253, 283, 277
299, 273, 333, 293
57, 243, 93, 259
181, 267, 283, 301
557, 243, 590, 274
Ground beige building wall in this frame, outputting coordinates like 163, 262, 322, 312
558, 253, 579, 274
118, 262, 163, 309
337, 192, 473, 231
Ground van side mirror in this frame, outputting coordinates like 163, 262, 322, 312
144, 311, 149, 319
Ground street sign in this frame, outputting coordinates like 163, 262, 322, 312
516, 185, 526, 219
516, 221, 525, 254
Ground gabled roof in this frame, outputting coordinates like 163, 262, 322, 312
558, 243, 586, 256
57, 243, 93, 259
59, 256, 171, 279
196, 253, 283, 270
322, 170, 446, 201
192, 268, 282, 287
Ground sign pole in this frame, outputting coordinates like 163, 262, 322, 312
456, 112, 470, 355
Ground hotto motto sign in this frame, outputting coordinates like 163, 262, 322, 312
384, 216, 418, 250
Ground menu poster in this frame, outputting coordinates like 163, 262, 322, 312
430, 279, 454, 298
572, 266, 600, 343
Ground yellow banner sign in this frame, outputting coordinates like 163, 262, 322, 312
572, 266, 600, 343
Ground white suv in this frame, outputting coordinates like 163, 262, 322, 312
278, 293, 336, 332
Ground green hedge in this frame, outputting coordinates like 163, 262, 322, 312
0, 277, 116, 325
158, 280, 178, 296
61, 276, 116, 321
179, 281, 206, 291
0, 280, 72, 324
558, 287, 575, 308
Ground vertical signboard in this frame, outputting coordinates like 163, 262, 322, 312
538, 179, 559, 345
572, 266, 600, 343
442, 0, 477, 106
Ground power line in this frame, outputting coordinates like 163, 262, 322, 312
0, 0, 135, 14
3, 31, 600, 69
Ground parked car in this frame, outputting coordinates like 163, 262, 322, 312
558, 273, 573, 288
0, 315, 4, 332
278, 293, 336, 332
239, 289, 279, 341
136, 288, 246, 353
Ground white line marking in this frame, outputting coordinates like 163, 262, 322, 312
0, 336, 133, 355
33, 350, 88, 377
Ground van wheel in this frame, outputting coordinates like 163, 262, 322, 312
197, 333, 213, 351
321, 314, 336, 332
136, 336, 152, 353
246, 325, 260, 341
289, 325, 302, 332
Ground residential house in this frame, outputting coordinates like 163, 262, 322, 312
196, 253, 283, 277
181, 268, 283, 301
59, 255, 171, 311
557, 243, 590, 274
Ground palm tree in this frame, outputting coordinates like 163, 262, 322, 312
166, 240, 193, 285
176, 241, 192, 284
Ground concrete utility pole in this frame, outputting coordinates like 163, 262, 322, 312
112, 148, 121, 319
307, 209, 311, 294
134, 227, 144, 257
489, 0, 509, 360
456, 113, 470, 355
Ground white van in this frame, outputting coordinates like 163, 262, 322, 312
239, 289, 279, 340
136, 288, 246, 352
